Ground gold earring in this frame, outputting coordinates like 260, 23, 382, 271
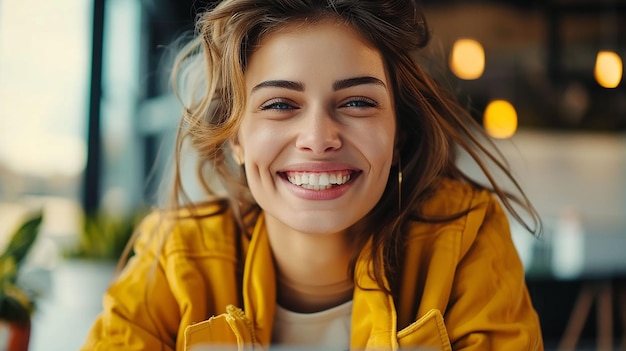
398, 154, 403, 213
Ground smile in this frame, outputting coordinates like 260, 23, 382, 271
283, 171, 354, 191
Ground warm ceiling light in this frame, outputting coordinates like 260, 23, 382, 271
449, 38, 485, 80
595, 51, 622, 88
483, 100, 518, 139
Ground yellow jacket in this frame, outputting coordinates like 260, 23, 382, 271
82, 179, 543, 350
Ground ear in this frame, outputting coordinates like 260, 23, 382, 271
229, 136, 244, 165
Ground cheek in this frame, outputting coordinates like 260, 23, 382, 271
358, 123, 396, 169
240, 122, 285, 171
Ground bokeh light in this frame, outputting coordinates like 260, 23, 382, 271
449, 38, 485, 80
483, 99, 518, 139
594, 50, 622, 88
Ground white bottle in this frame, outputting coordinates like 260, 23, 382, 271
551, 207, 585, 279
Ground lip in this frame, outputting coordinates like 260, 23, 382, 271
277, 163, 361, 201
277, 162, 360, 173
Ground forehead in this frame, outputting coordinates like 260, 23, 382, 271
245, 19, 388, 85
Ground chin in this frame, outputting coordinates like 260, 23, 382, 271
283, 216, 356, 236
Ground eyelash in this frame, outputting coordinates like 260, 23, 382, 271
260, 99, 296, 111
260, 97, 378, 111
342, 97, 377, 108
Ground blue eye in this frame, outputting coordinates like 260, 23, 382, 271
260, 99, 295, 110
343, 98, 377, 108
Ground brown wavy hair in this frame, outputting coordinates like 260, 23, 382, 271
165, 0, 541, 295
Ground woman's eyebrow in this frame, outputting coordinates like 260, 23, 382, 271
250, 76, 385, 94
251, 80, 305, 93
333, 76, 386, 91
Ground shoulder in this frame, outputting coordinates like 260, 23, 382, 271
133, 200, 241, 259
408, 178, 510, 252
420, 177, 493, 219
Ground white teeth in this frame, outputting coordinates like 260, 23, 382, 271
318, 173, 329, 186
301, 184, 332, 190
287, 171, 351, 190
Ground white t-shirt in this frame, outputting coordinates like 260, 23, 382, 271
271, 300, 353, 351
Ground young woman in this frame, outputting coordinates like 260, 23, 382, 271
82, 0, 544, 350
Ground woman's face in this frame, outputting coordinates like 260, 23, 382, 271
232, 20, 396, 236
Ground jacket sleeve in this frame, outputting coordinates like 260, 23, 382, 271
80, 213, 180, 351
445, 192, 544, 351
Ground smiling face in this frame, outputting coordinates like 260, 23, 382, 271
232, 19, 396, 237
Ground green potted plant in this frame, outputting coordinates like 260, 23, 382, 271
65, 210, 143, 261
0, 211, 43, 351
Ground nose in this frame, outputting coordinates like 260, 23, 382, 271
295, 108, 342, 154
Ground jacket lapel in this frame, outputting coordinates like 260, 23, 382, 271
242, 213, 276, 347
350, 240, 399, 350
350, 241, 452, 351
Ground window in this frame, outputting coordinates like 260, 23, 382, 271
0, 0, 91, 242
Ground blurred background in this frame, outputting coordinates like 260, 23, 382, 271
0, 0, 624, 350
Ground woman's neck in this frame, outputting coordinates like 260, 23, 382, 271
265, 217, 354, 313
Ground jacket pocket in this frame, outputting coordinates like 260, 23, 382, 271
184, 305, 256, 351
184, 314, 238, 350
397, 309, 452, 351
